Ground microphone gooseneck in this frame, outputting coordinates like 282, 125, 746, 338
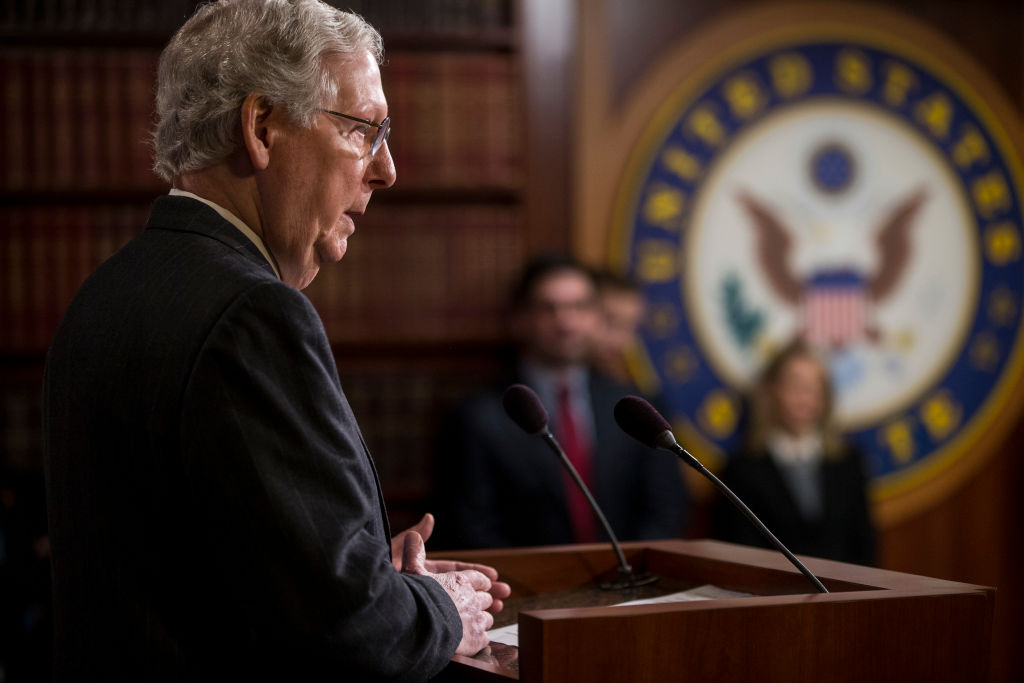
502, 384, 652, 589
614, 396, 830, 595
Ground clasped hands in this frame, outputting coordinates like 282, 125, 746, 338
392, 513, 511, 656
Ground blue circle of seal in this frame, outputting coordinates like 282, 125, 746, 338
615, 36, 1024, 499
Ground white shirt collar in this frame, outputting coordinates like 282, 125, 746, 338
767, 430, 823, 465
169, 188, 280, 279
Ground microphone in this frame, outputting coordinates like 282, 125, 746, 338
502, 384, 655, 589
614, 396, 829, 594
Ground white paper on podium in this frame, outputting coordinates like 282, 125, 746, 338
486, 584, 752, 647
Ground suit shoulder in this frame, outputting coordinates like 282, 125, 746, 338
451, 386, 506, 423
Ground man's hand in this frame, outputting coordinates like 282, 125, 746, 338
401, 529, 495, 656
391, 514, 511, 613
420, 557, 511, 614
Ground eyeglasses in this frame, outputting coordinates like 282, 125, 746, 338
317, 109, 391, 157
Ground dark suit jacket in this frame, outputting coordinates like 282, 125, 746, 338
432, 372, 689, 549
43, 196, 460, 682
710, 446, 876, 566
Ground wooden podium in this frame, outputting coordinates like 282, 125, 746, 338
432, 539, 994, 682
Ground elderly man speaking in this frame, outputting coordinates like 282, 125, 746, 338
42, 1, 508, 680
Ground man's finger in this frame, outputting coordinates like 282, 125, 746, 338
459, 569, 492, 592
410, 513, 435, 543
401, 531, 427, 575
489, 580, 511, 599
452, 561, 499, 581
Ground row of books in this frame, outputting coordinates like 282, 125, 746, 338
340, 360, 493, 495
1, 204, 147, 353
1, 372, 44, 472
0, 49, 163, 192
303, 203, 523, 344
346, 0, 512, 33
0, 48, 522, 192
0, 202, 522, 353
383, 52, 522, 188
0, 0, 199, 32
0, 0, 512, 34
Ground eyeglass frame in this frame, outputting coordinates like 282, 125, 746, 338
316, 109, 391, 157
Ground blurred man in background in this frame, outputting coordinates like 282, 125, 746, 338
591, 270, 648, 385
434, 254, 689, 549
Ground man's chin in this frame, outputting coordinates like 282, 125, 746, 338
317, 237, 348, 265
292, 266, 321, 291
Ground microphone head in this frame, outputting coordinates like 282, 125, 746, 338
614, 396, 673, 448
503, 384, 549, 435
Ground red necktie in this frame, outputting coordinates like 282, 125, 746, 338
557, 382, 597, 543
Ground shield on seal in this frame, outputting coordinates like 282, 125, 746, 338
802, 269, 870, 348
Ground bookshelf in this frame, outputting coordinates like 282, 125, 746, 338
0, 0, 533, 528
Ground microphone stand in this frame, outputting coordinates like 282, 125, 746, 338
667, 438, 829, 594
540, 430, 657, 590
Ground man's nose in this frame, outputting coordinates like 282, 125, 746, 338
368, 140, 397, 189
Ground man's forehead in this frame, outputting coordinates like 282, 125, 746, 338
532, 274, 597, 303
325, 51, 386, 110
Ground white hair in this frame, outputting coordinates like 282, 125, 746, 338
152, 0, 383, 181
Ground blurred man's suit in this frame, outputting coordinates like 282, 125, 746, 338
434, 370, 689, 549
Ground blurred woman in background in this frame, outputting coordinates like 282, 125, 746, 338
711, 339, 876, 565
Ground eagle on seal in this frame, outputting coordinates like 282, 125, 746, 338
737, 188, 929, 348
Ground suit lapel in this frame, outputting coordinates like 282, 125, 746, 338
761, 454, 814, 528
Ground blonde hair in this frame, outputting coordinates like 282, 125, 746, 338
745, 338, 845, 459
152, 0, 383, 181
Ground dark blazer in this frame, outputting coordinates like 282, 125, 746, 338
710, 446, 876, 566
43, 196, 460, 682
432, 372, 689, 549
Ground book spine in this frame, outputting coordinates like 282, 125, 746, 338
77, 49, 102, 189
127, 50, 158, 189
28, 50, 52, 190
29, 207, 48, 350
51, 205, 72, 345
101, 50, 122, 190
0, 51, 26, 190
2, 208, 27, 351
51, 49, 74, 190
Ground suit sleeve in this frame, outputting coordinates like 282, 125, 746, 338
179, 281, 460, 682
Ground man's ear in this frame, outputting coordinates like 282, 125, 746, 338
240, 93, 274, 171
